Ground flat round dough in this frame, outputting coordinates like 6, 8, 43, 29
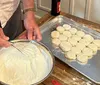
68, 38, 77, 46
71, 47, 81, 55
60, 41, 72, 52
63, 31, 72, 38
83, 34, 94, 42
93, 39, 100, 48
59, 34, 67, 41
79, 39, 90, 46
76, 43, 86, 50
63, 24, 71, 30
52, 39, 61, 46
82, 47, 93, 58
88, 43, 98, 54
77, 53, 88, 63
65, 51, 76, 60
69, 28, 77, 35
71, 35, 81, 41
56, 26, 65, 33
51, 31, 60, 38
76, 31, 85, 37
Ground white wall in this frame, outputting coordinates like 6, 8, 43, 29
35, 0, 100, 24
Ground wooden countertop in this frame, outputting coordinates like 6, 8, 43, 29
20, 12, 100, 85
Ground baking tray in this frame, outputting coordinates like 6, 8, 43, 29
40, 15, 100, 84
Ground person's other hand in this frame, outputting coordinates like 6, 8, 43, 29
0, 28, 10, 47
19, 11, 42, 41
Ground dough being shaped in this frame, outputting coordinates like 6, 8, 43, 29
71, 35, 81, 41
77, 53, 88, 63
76, 43, 86, 50
71, 47, 81, 55
88, 43, 98, 54
82, 47, 93, 58
76, 31, 85, 37
52, 39, 61, 46
63, 24, 71, 30
51, 31, 60, 38
56, 26, 65, 33
93, 39, 100, 48
59, 34, 67, 41
63, 31, 72, 38
79, 39, 90, 46
83, 34, 94, 42
68, 38, 77, 46
60, 41, 72, 52
65, 51, 76, 60
69, 28, 77, 35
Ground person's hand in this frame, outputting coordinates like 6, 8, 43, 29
19, 11, 42, 41
0, 28, 11, 47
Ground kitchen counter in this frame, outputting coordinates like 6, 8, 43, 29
20, 12, 100, 85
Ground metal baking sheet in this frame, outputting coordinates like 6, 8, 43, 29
40, 15, 100, 84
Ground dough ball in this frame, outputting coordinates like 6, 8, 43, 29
76, 31, 85, 37
71, 35, 81, 41
88, 43, 98, 54
79, 39, 90, 46
83, 34, 94, 42
71, 47, 81, 55
77, 53, 88, 63
59, 34, 67, 41
60, 41, 72, 52
63, 31, 72, 38
51, 31, 60, 38
56, 26, 65, 33
82, 47, 93, 58
76, 43, 86, 50
68, 38, 77, 46
63, 24, 71, 30
52, 39, 61, 46
65, 51, 76, 60
69, 28, 77, 34
93, 39, 100, 48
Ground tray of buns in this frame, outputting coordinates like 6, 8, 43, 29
40, 15, 100, 84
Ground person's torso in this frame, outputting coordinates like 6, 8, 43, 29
0, 0, 20, 28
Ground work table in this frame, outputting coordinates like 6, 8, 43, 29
21, 12, 100, 85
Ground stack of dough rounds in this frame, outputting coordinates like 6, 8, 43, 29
68, 38, 77, 46
69, 28, 77, 34
51, 31, 60, 38
71, 35, 81, 41
93, 40, 100, 48
82, 47, 93, 59
60, 41, 72, 52
76, 31, 85, 37
56, 26, 65, 33
88, 43, 98, 54
52, 39, 61, 46
63, 31, 72, 38
77, 53, 88, 63
71, 47, 81, 55
83, 34, 94, 42
59, 34, 67, 41
65, 51, 76, 60
63, 24, 71, 30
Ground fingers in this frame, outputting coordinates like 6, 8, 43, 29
27, 29, 33, 40
18, 32, 27, 39
0, 37, 11, 47
0, 29, 9, 40
35, 28, 42, 41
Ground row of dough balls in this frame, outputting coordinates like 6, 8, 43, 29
51, 24, 100, 64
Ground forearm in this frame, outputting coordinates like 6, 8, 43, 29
22, 0, 34, 10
